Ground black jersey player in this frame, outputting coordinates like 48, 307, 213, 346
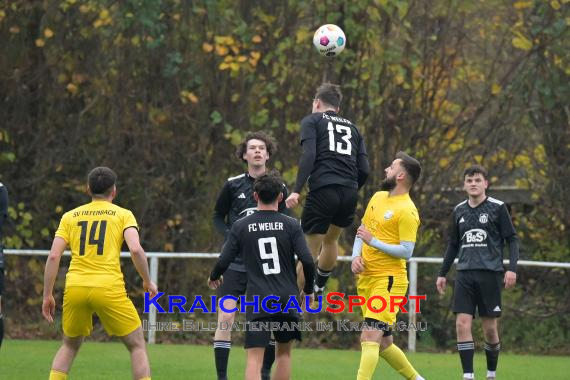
212, 131, 288, 380
436, 165, 520, 380
285, 83, 369, 295
209, 172, 315, 380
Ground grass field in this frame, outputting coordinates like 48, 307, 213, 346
1, 339, 569, 379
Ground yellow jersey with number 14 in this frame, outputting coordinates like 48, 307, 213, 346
361, 191, 420, 277
55, 199, 138, 288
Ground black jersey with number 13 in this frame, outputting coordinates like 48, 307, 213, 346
300, 111, 368, 192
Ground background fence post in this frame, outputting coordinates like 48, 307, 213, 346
148, 255, 159, 344
408, 259, 418, 352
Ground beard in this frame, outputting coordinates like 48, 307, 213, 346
380, 176, 397, 192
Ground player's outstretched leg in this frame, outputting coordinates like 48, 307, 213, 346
316, 225, 342, 289
314, 225, 342, 293
49, 335, 84, 380
297, 234, 324, 292
120, 326, 151, 380
379, 336, 424, 380
273, 341, 293, 380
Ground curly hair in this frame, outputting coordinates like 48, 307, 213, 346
235, 131, 278, 163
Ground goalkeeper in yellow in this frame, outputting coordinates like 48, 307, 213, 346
352, 152, 425, 380
42, 167, 158, 380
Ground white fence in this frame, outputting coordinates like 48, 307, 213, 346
5, 249, 570, 351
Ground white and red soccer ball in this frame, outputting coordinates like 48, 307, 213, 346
313, 24, 346, 57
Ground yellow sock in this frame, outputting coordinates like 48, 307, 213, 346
138, 377, 151, 380
49, 369, 68, 380
379, 344, 419, 380
357, 341, 380, 380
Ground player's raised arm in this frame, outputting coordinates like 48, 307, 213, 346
293, 135, 317, 194
356, 135, 370, 189
124, 227, 158, 297
287, 118, 317, 209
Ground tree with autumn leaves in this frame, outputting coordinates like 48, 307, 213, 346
0, 0, 568, 351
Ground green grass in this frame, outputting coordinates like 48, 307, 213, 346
1, 339, 569, 379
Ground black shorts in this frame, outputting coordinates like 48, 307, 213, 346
453, 270, 502, 318
245, 316, 302, 348
364, 318, 393, 337
217, 268, 247, 300
301, 185, 358, 234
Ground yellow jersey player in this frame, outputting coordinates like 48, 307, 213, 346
351, 152, 425, 380
42, 167, 158, 380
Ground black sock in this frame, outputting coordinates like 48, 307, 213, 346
315, 267, 332, 289
457, 341, 475, 374
261, 339, 276, 380
0, 314, 4, 349
484, 341, 500, 372
214, 340, 231, 380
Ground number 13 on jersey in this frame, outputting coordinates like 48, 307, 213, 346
328, 122, 352, 155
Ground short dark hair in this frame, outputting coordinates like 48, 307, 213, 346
315, 83, 342, 109
88, 167, 117, 196
236, 131, 277, 162
253, 170, 283, 204
464, 164, 488, 180
396, 151, 421, 186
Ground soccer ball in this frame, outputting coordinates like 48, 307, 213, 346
313, 24, 346, 57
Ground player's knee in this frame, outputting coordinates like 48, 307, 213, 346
63, 336, 83, 351
482, 324, 499, 341
121, 328, 146, 352
484, 330, 499, 342
380, 336, 393, 351
322, 233, 339, 245
456, 315, 471, 328
125, 337, 145, 353
360, 320, 385, 342
218, 310, 236, 324
276, 342, 292, 357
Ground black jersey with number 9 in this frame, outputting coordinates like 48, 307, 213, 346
210, 210, 315, 321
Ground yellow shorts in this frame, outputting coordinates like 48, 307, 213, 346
63, 286, 141, 337
357, 275, 408, 324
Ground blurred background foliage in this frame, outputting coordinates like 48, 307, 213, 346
0, 0, 568, 352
